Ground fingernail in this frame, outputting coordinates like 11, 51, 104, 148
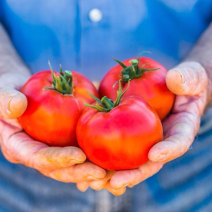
115, 184, 128, 190
154, 153, 168, 161
87, 175, 102, 180
7, 93, 27, 117
175, 69, 185, 85
7, 95, 20, 113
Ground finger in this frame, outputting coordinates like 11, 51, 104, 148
166, 62, 207, 95
149, 112, 199, 163
33, 146, 86, 170
1, 128, 86, 170
0, 145, 19, 164
110, 161, 163, 189
0, 87, 27, 119
104, 181, 126, 196
89, 171, 115, 191
43, 162, 106, 183
76, 182, 90, 192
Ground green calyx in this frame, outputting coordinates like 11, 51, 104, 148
44, 61, 73, 94
113, 54, 160, 82
85, 80, 130, 112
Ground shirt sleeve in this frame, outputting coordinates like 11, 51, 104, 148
0, 1, 3, 22
197, 0, 212, 23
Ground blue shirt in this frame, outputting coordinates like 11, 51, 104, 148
1, 0, 212, 81
1, 1, 212, 212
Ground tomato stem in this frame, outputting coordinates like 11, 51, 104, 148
44, 61, 73, 94
113, 53, 160, 82
85, 80, 130, 112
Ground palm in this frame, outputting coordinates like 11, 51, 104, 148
161, 92, 206, 162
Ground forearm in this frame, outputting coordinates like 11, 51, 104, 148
184, 22, 212, 104
0, 24, 31, 83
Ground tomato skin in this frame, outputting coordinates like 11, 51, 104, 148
99, 57, 175, 120
77, 96, 163, 171
19, 70, 99, 147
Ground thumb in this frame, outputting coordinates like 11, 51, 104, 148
166, 61, 208, 95
0, 87, 27, 119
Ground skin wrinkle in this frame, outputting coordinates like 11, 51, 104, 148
34, 147, 85, 166
164, 115, 197, 139
197, 94, 207, 116
111, 162, 163, 189
48, 167, 76, 183
173, 97, 203, 115
19, 143, 46, 168
1, 123, 22, 146
162, 113, 195, 136
181, 112, 199, 132
156, 130, 196, 161
46, 163, 104, 183
2, 129, 47, 168
89, 171, 115, 190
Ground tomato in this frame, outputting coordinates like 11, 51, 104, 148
19, 66, 99, 147
99, 56, 175, 120
77, 82, 163, 170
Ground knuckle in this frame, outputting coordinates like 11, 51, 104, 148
49, 170, 70, 183
1, 149, 18, 163
152, 162, 163, 174
173, 61, 207, 95
178, 142, 190, 157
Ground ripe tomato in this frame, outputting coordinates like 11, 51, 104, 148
19, 65, 99, 147
99, 56, 175, 120
77, 83, 163, 170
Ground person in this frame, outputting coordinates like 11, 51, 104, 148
0, 0, 212, 211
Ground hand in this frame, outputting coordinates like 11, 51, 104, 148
77, 61, 208, 195
0, 73, 106, 184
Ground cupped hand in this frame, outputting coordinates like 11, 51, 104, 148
0, 73, 106, 184
77, 61, 209, 195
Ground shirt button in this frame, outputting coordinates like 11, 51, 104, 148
89, 8, 103, 22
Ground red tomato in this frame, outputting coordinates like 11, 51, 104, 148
77, 94, 163, 171
99, 56, 175, 120
19, 69, 99, 147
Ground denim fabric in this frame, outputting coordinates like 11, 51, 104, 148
0, 110, 212, 212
